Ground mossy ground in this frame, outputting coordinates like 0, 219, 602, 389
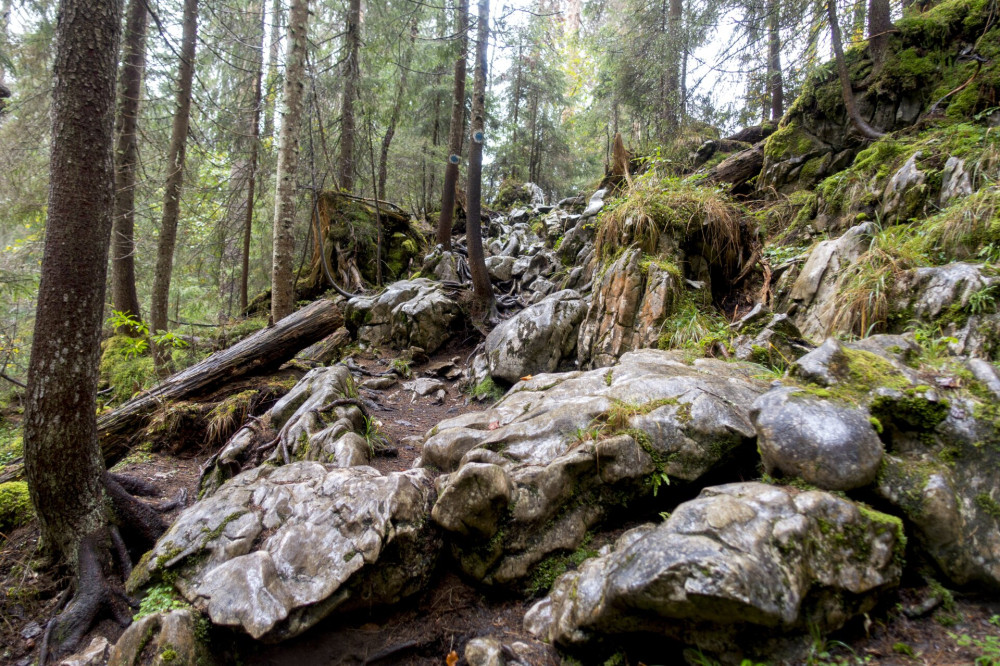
0, 481, 32, 534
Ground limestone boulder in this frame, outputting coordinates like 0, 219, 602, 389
421, 349, 767, 588
347, 279, 461, 353
108, 610, 208, 666
577, 249, 682, 368
525, 483, 904, 661
483, 290, 587, 383
129, 464, 440, 641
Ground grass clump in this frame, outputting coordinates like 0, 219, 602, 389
0, 481, 33, 534
99, 335, 157, 404
205, 390, 257, 446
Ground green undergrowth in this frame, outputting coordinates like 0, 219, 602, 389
99, 335, 157, 404
469, 377, 505, 402
0, 481, 33, 534
0, 420, 22, 472
526, 533, 599, 596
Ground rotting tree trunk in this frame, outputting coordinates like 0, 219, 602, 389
827, 0, 884, 140
377, 16, 419, 201
110, 0, 148, 329
706, 142, 765, 188
240, 0, 266, 313
436, 0, 469, 249
150, 0, 198, 369
99, 299, 342, 466
466, 0, 493, 308
338, 0, 361, 193
23, 0, 123, 567
766, 0, 783, 122
270, 0, 310, 323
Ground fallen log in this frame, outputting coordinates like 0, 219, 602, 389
705, 142, 765, 189
96, 298, 343, 465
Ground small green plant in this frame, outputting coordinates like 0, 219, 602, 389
968, 284, 999, 316
650, 470, 670, 497
951, 632, 1000, 665
361, 415, 387, 456
342, 375, 359, 399
390, 358, 412, 379
469, 377, 504, 402
134, 583, 190, 621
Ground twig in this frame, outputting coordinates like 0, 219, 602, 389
0, 371, 25, 388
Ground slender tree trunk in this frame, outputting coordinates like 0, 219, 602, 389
437, 0, 469, 249
23, 0, 123, 567
826, 0, 884, 140
150, 0, 198, 371
766, 0, 784, 122
110, 0, 147, 328
241, 0, 266, 313
377, 17, 419, 201
466, 0, 493, 308
263, 0, 283, 140
665, 0, 683, 132
270, 0, 310, 322
338, 0, 361, 192
868, 0, 892, 72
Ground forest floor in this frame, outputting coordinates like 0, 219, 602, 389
2, 342, 1000, 665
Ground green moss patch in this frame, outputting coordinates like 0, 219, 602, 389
0, 481, 33, 534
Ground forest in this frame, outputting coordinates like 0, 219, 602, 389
2, 0, 1000, 663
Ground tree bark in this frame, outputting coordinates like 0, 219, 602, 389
262, 0, 283, 140
23, 0, 123, 566
466, 0, 493, 307
270, 0, 310, 323
338, 0, 361, 193
150, 0, 198, 367
664, 0, 683, 133
436, 0, 469, 249
766, 0, 783, 122
377, 16, 419, 201
110, 0, 147, 328
868, 0, 892, 72
240, 0, 266, 314
826, 0, 884, 140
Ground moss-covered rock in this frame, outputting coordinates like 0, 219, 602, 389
0, 481, 33, 534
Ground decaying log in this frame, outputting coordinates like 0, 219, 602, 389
705, 142, 765, 189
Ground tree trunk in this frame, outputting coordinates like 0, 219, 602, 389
240, 0, 266, 313
110, 0, 148, 328
98, 299, 342, 464
436, 0, 469, 249
270, 0, 310, 323
766, 0, 783, 121
150, 0, 198, 368
868, 0, 892, 72
377, 17, 419, 201
466, 0, 493, 308
338, 0, 361, 193
826, 0, 884, 140
664, 0, 683, 133
23, 0, 123, 567
262, 0, 283, 140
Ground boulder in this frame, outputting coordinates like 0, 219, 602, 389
59, 637, 110, 666
577, 249, 682, 368
107, 610, 207, 666
525, 483, 904, 661
752, 386, 884, 491
129, 464, 440, 641
486, 255, 516, 282
892, 262, 996, 322
784, 222, 875, 340
939, 156, 973, 207
464, 637, 506, 666
732, 313, 810, 367
483, 290, 587, 383
881, 152, 927, 225
347, 279, 461, 353
422, 349, 767, 588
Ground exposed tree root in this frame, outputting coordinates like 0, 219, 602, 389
38, 474, 181, 663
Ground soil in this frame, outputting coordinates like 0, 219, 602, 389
3, 342, 1000, 666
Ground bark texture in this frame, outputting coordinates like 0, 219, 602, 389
437, 0, 469, 249
766, 0, 783, 122
826, 0, 884, 140
337, 0, 361, 193
150, 0, 198, 355
110, 0, 148, 326
270, 0, 310, 322
868, 0, 892, 72
23, 0, 123, 565
466, 0, 493, 307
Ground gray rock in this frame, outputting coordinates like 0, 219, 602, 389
892, 262, 996, 322
348, 279, 461, 353
785, 223, 875, 340
939, 156, 973, 207
882, 152, 927, 224
129, 464, 440, 640
752, 386, 884, 491
582, 189, 607, 218
733, 314, 807, 366
967, 358, 1000, 398
483, 290, 587, 383
486, 255, 517, 282
525, 483, 904, 659
362, 376, 397, 390
465, 637, 505, 666
422, 349, 767, 587
59, 637, 110, 666
108, 610, 207, 666
404, 377, 447, 397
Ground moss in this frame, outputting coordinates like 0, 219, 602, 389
870, 391, 950, 432
469, 377, 505, 402
0, 481, 33, 533
525, 534, 598, 596
764, 123, 818, 161
975, 493, 1000, 520
161, 647, 178, 662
